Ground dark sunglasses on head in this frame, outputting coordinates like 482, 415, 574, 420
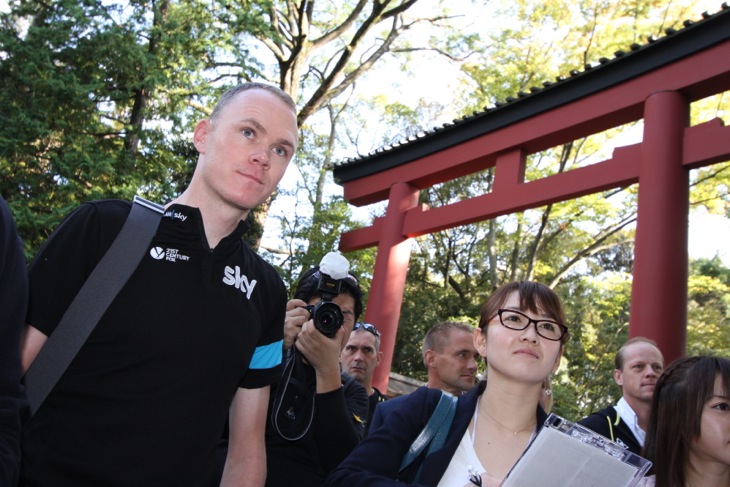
354, 322, 380, 337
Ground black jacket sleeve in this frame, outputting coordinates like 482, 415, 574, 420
0, 197, 29, 486
341, 372, 368, 439
314, 374, 368, 473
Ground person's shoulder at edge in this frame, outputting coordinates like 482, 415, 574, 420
48, 199, 133, 241
76, 198, 133, 215
28, 199, 133, 273
56, 198, 132, 225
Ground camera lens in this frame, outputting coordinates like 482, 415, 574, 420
319, 311, 336, 327
309, 301, 344, 338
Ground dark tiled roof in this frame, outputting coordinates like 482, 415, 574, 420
333, 3, 730, 185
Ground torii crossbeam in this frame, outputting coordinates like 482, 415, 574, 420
334, 7, 730, 393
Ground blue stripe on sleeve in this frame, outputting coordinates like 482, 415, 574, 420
249, 340, 283, 370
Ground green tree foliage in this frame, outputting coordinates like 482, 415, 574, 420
265, 101, 377, 293
687, 257, 730, 357
1, 0, 448, 260
0, 0, 254, 255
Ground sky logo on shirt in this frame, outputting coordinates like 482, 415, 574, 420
164, 209, 187, 222
222, 265, 257, 299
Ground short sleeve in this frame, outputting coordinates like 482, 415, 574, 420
27, 200, 130, 336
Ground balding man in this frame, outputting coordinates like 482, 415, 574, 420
579, 337, 665, 455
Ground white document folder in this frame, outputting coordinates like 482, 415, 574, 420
501, 414, 652, 487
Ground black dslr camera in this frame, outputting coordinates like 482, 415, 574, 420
304, 272, 344, 338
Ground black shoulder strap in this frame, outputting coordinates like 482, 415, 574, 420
24, 196, 164, 416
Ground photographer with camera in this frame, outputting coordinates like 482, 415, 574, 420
265, 252, 368, 486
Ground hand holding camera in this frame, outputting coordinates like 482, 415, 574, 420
283, 297, 345, 351
294, 314, 347, 375
285, 257, 348, 347
283, 299, 311, 351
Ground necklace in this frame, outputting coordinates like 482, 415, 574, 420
482, 408, 536, 436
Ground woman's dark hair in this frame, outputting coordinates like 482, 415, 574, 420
293, 266, 363, 321
643, 355, 730, 487
477, 281, 568, 344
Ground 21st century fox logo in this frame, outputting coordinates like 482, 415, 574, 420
149, 247, 190, 263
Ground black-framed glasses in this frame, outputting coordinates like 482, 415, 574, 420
496, 309, 568, 341
354, 322, 380, 337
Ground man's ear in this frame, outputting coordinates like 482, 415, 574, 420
613, 368, 624, 386
424, 350, 436, 368
376, 350, 383, 366
192, 119, 210, 153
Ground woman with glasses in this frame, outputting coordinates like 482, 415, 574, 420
326, 280, 568, 487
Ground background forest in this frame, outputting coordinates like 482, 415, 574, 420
1, 0, 729, 419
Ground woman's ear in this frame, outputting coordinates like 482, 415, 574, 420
474, 328, 487, 357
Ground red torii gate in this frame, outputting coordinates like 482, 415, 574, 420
334, 7, 730, 393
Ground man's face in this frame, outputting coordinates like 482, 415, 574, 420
427, 329, 480, 394
193, 89, 298, 216
614, 341, 664, 404
340, 329, 382, 388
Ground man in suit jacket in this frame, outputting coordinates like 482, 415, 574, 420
579, 337, 664, 455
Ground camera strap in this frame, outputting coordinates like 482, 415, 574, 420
270, 348, 316, 441
23, 196, 164, 417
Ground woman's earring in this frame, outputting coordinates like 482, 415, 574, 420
543, 388, 552, 396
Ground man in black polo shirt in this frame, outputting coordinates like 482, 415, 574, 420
20, 82, 298, 486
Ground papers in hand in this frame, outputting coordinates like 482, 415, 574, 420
501, 414, 652, 487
